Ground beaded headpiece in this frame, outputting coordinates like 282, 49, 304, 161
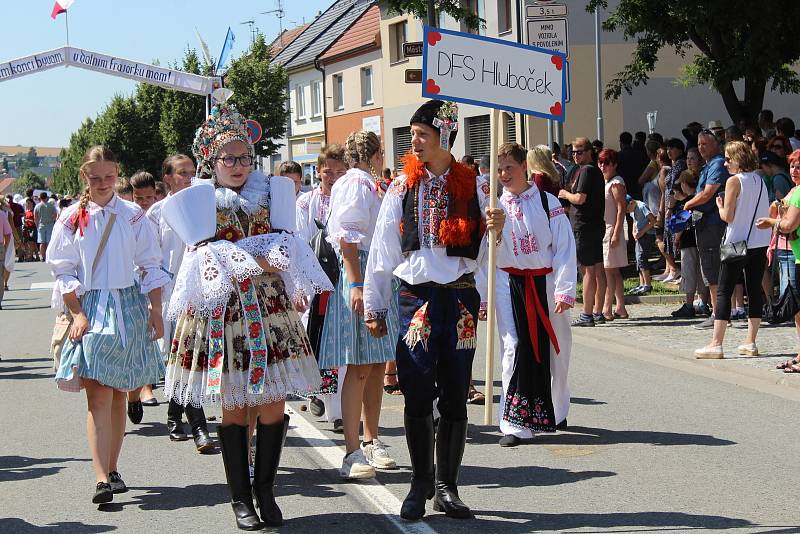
192, 102, 252, 179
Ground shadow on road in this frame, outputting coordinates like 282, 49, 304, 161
0, 518, 115, 533
460, 464, 616, 489
466, 424, 736, 447
0, 455, 90, 482
570, 397, 607, 405
460, 509, 754, 532
0, 357, 51, 364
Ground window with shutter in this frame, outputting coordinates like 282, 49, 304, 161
466, 114, 491, 160
504, 113, 517, 143
393, 126, 411, 170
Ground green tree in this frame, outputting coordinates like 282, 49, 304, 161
587, 0, 800, 125
383, 0, 482, 29
51, 118, 95, 195
130, 80, 167, 176
160, 48, 207, 157
26, 147, 40, 168
12, 169, 46, 194
225, 32, 289, 158
90, 94, 141, 176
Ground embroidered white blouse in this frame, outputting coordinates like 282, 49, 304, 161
47, 194, 169, 305
494, 184, 577, 306
296, 186, 331, 244
326, 168, 380, 254
147, 196, 186, 277
363, 166, 490, 319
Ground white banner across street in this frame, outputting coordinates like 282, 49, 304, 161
0, 46, 216, 96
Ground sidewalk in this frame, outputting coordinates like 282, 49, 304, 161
570, 303, 800, 395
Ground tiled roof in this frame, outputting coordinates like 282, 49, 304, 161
269, 24, 310, 57
0, 177, 15, 195
272, 0, 374, 70
319, 4, 380, 63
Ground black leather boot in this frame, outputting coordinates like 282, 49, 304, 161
218, 424, 263, 531
400, 413, 435, 521
166, 400, 189, 442
186, 404, 215, 453
432, 417, 472, 518
253, 414, 289, 526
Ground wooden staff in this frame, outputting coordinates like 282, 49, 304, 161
484, 108, 501, 425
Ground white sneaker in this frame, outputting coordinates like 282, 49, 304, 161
652, 272, 669, 281
340, 449, 376, 480
361, 440, 398, 469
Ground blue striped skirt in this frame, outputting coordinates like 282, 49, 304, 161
55, 285, 165, 392
318, 250, 398, 368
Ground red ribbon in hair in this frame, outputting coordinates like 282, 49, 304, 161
70, 207, 90, 237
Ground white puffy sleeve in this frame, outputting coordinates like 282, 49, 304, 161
132, 209, 171, 294
295, 191, 313, 244
547, 193, 577, 306
46, 211, 83, 308
364, 180, 405, 320
327, 176, 373, 253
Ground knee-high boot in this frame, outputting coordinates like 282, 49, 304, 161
253, 414, 289, 526
166, 400, 189, 441
218, 424, 264, 531
433, 417, 471, 518
400, 413, 435, 521
185, 404, 215, 453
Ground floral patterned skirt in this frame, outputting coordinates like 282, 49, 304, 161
164, 273, 321, 409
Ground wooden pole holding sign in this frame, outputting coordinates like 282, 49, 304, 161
484, 107, 501, 425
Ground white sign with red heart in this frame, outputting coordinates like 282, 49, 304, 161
421, 25, 567, 122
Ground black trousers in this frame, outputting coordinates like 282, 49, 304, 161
715, 246, 767, 320
395, 282, 480, 422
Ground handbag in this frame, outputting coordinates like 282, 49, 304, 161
719, 177, 763, 264
310, 217, 340, 288
51, 212, 117, 370
768, 282, 800, 324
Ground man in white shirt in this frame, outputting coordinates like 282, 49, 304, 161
147, 155, 214, 453
363, 100, 505, 521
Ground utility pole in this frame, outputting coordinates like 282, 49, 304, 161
594, 6, 604, 143
427, 0, 436, 27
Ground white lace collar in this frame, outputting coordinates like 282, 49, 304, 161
215, 170, 271, 214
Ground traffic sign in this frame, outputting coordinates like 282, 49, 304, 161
403, 41, 423, 57
527, 18, 569, 57
526, 3, 567, 18
405, 68, 422, 83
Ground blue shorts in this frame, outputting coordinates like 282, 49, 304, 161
37, 224, 54, 244
635, 232, 656, 272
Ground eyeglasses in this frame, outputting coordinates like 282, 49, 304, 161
216, 155, 253, 168
572, 149, 586, 156
724, 157, 731, 163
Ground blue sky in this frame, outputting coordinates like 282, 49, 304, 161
0, 0, 333, 148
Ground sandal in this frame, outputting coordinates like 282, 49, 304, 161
613, 312, 629, 320
783, 363, 800, 374
383, 373, 401, 395
467, 385, 486, 405
776, 357, 800, 370
602, 314, 615, 322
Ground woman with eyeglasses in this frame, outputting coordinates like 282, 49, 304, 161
695, 142, 771, 359
164, 102, 330, 529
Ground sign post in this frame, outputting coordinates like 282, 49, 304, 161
421, 26, 567, 425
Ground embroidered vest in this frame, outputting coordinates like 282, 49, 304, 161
399, 154, 484, 260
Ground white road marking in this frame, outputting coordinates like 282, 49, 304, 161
286, 407, 439, 534
29, 282, 55, 290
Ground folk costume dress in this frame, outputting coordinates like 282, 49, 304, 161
318, 167, 399, 371
493, 184, 576, 438
147, 197, 186, 352
163, 172, 327, 409
296, 186, 347, 419
48, 194, 170, 392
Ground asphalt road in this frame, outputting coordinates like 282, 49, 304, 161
2, 262, 799, 533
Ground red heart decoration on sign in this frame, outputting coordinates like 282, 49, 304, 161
551, 55, 563, 71
549, 102, 562, 117
426, 79, 441, 95
428, 31, 442, 46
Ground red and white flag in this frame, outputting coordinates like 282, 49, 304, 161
51, 0, 75, 19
